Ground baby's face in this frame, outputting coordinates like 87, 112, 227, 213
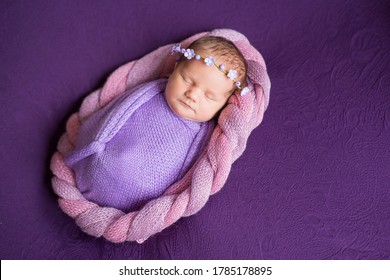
165, 56, 235, 122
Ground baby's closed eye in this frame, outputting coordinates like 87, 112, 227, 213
205, 93, 217, 101
181, 75, 192, 85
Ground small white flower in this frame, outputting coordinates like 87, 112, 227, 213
241, 87, 249, 96
204, 56, 215, 66
171, 43, 181, 54
227, 70, 238, 80
184, 49, 195, 59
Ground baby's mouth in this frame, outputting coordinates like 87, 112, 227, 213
180, 100, 194, 111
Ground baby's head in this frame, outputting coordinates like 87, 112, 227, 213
165, 36, 248, 122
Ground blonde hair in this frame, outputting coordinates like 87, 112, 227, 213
180, 36, 248, 91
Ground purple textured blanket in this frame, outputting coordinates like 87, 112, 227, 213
65, 79, 214, 211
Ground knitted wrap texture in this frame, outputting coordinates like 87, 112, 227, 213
64, 79, 213, 213
50, 29, 271, 243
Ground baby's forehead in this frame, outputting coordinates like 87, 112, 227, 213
179, 58, 219, 75
180, 60, 208, 74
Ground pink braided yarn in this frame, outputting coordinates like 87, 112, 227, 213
50, 29, 271, 243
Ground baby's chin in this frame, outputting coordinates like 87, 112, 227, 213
166, 98, 212, 122
166, 100, 193, 121
173, 109, 200, 122
172, 106, 205, 122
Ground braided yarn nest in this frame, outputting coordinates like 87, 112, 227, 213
50, 29, 271, 243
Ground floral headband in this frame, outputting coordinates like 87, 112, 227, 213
171, 43, 250, 96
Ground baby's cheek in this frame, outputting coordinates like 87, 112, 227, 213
165, 85, 175, 98
167, 82, 181, 97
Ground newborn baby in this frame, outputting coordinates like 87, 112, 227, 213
65, 36, 248, 212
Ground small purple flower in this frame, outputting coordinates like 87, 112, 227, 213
184, 49, 195, 59
241, 87, 249, 96
235, 81, 241, 87
227, 70, 238, 80
204, 56, 215, 66
171, 43, 181, 54
219, 64, 226, 71
195, 54, 201, 60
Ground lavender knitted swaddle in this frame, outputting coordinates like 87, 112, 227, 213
65, 79, 213, 212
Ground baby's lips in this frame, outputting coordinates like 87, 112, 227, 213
180, 100, 194, 110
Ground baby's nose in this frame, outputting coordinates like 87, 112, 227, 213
186, 87, 201, 101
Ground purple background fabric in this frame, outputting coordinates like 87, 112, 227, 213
1, 0, 389, 260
